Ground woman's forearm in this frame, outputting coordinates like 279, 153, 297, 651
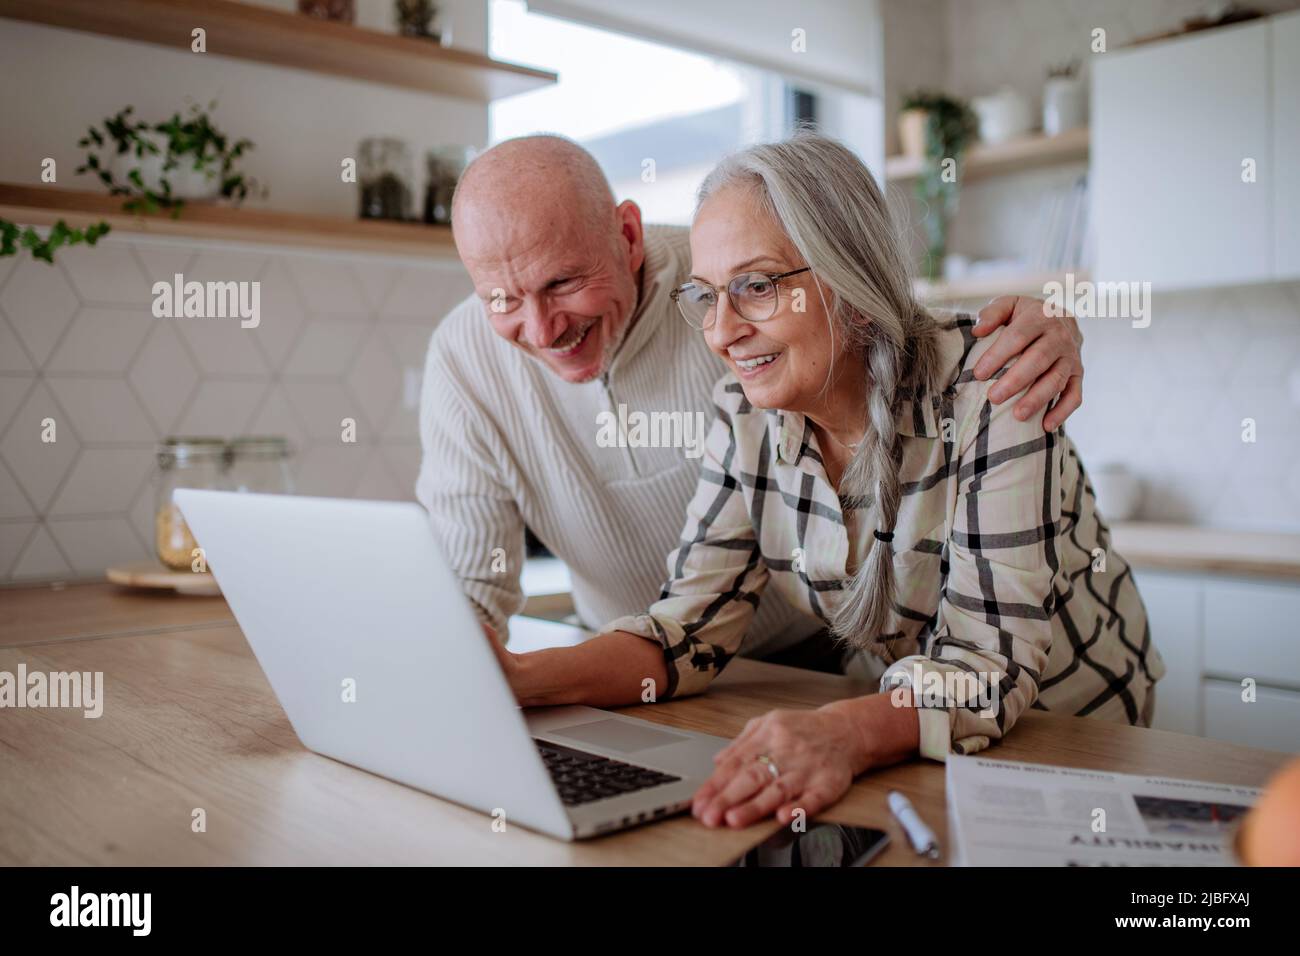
821, 689, 921, 773
510, 630, 670, 708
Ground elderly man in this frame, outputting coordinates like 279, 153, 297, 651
417, 135, 1083, 674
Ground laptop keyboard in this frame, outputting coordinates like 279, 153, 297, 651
535, 739, 681, 807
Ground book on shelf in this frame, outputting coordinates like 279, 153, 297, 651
1032, 173, 1090, 272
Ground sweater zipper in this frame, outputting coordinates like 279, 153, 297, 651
602, 371, 641, 478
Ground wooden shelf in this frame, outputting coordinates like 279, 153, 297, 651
886, 127, 1090, 184
1111, 521, 1300, 582
0, 184, 458, 257
0, 0, 556, 102
914, 269, 1088, 304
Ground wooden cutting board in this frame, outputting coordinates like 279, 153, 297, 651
106, 561, 221, 596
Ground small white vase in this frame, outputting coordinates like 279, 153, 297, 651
972, 88, 1033, 144
1091, 463, 1143, 521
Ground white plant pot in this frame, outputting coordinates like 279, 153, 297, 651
107, 130, 222, 202
167, 159, 223, 201
107, 130, 168, 194
1043, 77, 1087, 136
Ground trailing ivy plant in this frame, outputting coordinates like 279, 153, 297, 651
901, 89, 979, 280
0, 218, 111, 264
3, 101, 257, 264
77, 101, 263, 217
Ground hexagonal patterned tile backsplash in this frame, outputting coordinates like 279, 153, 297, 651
1066, 282, 1300, 533
0, 235, 473, 584
949, 281, 1300, 535
2, 235, 1299, 585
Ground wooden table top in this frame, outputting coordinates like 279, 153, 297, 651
0, 583, 1291, 865
0, 580, 234, 648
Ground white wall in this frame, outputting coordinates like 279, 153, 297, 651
0, 0, 490, 217
880, 0, 948, 157
242, 0, 487, 47
883, 0, 1300, 132
945, 0, 1300, 110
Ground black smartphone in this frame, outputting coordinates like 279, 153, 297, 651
729, 822, 889, 867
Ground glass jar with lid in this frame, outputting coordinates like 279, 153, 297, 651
228, 436, 295, 495
154, 437, 231, 571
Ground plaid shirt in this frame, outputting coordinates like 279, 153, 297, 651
607, 314, 1165, 760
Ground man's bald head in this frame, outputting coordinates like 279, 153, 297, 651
450, 135, 646, 385
452, 135, 617, 239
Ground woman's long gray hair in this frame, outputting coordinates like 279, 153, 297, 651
697, 131, 946, 650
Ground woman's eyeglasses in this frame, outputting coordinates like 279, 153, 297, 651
670, 268, 811, 330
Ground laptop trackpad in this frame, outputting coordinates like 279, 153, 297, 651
549, 718, 688, 754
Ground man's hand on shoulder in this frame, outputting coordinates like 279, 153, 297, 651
971, 295, 1083, 432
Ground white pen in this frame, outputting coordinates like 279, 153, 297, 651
887, 790, 941, 860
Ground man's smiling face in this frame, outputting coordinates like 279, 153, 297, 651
452, 138, 645, 385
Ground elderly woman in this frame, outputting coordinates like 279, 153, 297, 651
490, 132, 1164, 829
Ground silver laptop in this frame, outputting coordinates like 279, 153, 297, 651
175, 489, 728, 841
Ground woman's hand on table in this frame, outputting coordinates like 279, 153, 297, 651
691, 692, 921, 828
691, 705, 870, 829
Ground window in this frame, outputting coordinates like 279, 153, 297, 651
489, 0, 803, 224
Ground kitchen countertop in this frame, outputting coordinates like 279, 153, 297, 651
1, 555, 577, 648
1, 579, 577, 646
1110, 522, 1300, 582
1, 580, 1288, 865
3, 521, 1296, 646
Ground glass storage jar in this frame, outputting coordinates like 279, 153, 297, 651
396, 0, 440, 39
358, 137, 414, 221
298, 0, 354, 22
155, 438, 231, 571
423, 145, 474, 225
228, 436, 295, 494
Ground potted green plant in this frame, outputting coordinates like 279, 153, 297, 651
77, 101, 263, 216
899, 89, 979, 280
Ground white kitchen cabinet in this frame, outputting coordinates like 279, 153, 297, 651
1202, 577, 1300, 687
1133, 569, 1202, 735
1274, 11, 1300, 278
1092, 20, 1273, 288
1127, 566, 1300, 750
1203, 679, 1300, 753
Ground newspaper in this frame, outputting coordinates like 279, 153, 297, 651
945, 755, 1262, 866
